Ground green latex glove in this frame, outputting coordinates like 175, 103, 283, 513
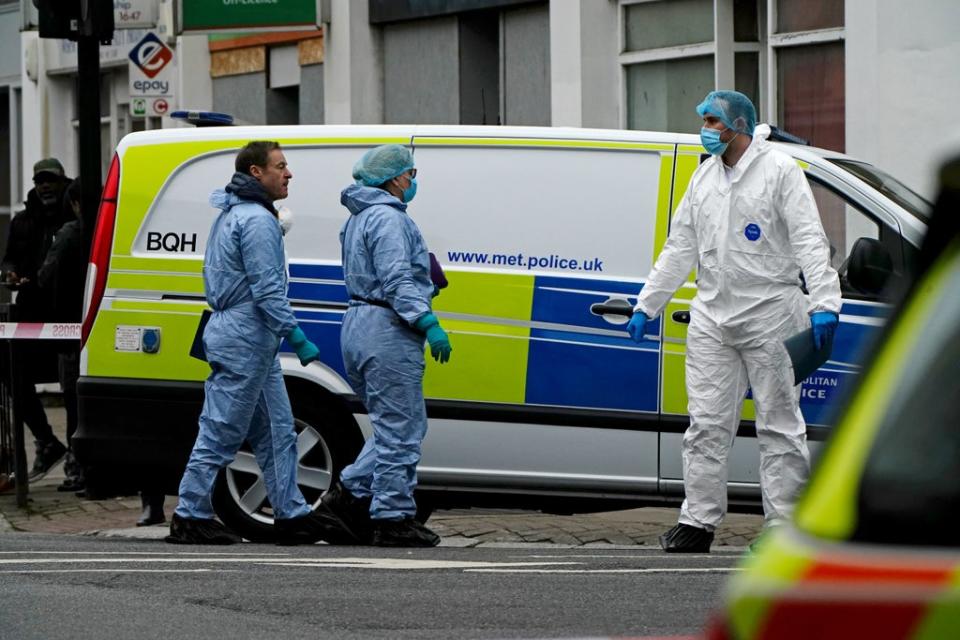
287, 326, 320, 366
413, 313, 452, 364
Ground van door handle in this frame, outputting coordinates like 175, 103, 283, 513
672, 310, 690, 324
590, 302, 634, 317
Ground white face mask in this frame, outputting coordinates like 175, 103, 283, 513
277, 206, 294, 236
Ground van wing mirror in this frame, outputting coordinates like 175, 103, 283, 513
840, 237, 894, 298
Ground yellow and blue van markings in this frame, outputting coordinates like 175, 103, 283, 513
92, 135, 883, 431
526, 275, 657, 412
285, 263, 660, 413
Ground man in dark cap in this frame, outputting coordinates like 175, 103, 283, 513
1, 158, 74, 481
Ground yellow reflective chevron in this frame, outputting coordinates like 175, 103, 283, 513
796, 241, 959, 539
427, 270, 534, 403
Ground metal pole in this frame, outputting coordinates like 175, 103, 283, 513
10, 340, 27, 508
77, 33, 102, 244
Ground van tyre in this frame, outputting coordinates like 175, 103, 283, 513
211, 396, 363, 544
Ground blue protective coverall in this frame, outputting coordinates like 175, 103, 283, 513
338, 184, 435, 521
174, 188, 311, 521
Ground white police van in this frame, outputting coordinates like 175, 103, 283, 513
74, 119, 929, 540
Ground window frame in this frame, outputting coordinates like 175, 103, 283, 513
618, 0, 716, 131
765, 2, 844, 142
617, 1, 847, 137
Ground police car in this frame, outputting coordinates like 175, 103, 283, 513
706, 156, 960, 640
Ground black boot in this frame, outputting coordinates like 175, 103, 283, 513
274, 504, 358, 546
165, 513, 242, 545
28, 438, 67, 482
137, 493, 166, 526
57, 452, 85, 492
319, 481, 374, 545
659, 523, 714, 553
372, 518, 441, 548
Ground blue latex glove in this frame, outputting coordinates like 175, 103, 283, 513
414, 313, 452, 364
810, 311, 839, 350
287, 326, 320, 366
626, 311, 652, 344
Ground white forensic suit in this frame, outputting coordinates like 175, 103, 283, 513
635, 124, 842, 529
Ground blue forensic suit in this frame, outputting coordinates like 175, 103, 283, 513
338, 184, 435, 521
174, 189, 310, 521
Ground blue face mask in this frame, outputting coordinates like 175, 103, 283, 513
700, 127, 729, 156
402, 176, 418, 203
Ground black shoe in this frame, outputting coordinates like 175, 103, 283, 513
57, 476, 85, 492
137, 494, 166, 527
275, 504, 357, 546
62, 452, 81, 479
659, 523, 714, 553
28, 439, 68, 482
165, 513, 242, 545
372, 518, 441, 548
319, 481, 374, 545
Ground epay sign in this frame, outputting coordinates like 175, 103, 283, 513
128, 32, 176, 117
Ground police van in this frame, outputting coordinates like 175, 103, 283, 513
74, 123, 929, 541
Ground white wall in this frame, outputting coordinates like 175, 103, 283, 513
846, 0, 960, 199
548, 0, 581, 126
174, 34, 212, 123
19, 31, 44, 201
324, 0, 383, 124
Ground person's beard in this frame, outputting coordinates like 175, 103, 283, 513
39, 192, 57, 207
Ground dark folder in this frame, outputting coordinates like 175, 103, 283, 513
189, 309, 212, 362
785, 327, 834, 385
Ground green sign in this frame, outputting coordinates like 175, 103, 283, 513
179, 0, 319, 33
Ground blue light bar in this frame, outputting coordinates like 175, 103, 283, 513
169, 110, 235, 127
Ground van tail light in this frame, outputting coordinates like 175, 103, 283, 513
81, 153, 120, 349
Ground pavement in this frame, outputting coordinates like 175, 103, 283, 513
1, 402, 765, 547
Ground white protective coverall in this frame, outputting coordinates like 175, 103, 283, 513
635, 124, 841, 529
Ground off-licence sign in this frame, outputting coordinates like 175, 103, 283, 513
179, 0, 320, 34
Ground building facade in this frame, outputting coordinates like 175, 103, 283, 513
5, 0, 960, 204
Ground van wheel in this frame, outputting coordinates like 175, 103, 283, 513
211, 397, 363, 543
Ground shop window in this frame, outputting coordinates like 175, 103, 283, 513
734, 52, 759, 110
776, 0, 843, 33
267, 86, 299, 125
626, 55, 714, 133
624, 0, 713, 51
733, 0, 759, 42
777, 41, 845, 151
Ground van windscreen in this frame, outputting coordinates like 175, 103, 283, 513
829, 159, 932, 225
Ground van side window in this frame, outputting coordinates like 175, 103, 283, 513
805, 177, 908, 300
852, 273, 960, 548
808, 179, 879, 272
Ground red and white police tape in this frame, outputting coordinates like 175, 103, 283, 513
0, 322, 81, 340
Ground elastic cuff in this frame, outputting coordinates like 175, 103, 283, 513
286, 325, 307, 347
413, 312, 439, 333
633, 303, 653, 318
